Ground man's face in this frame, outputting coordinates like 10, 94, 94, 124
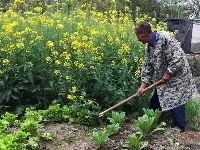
135, 27, 150, 44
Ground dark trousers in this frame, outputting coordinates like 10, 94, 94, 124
149, 90, 186, 132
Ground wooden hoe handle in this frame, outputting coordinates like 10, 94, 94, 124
98, 79, 163, 117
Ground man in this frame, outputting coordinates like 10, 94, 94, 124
135, 21, 197, 132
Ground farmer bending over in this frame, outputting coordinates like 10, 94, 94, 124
135, 21, 197, 132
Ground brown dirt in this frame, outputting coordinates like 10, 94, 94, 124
37, 120, 200, 150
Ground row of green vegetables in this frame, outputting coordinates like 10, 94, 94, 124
0, 98, 198, 149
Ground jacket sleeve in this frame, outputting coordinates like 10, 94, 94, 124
141, 49, 154, 84
165, 36, 185, 75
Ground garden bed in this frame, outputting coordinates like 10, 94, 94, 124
38, 121, 200, 150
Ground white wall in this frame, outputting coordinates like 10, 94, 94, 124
191, 24, 200, 54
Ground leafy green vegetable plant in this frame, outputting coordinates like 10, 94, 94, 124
41, 132, 54, 141
91, 131, 108, 147
105, 123, 120, 136
1, 112, 17, 125
14, 130, 30, 143
185, 98, 199, 124
24, 107, 43, 122
142, 108, 162, 128
20, 119, 43, 135
40, 104, 63, 122
107, 111, 126, 125
132, 114, 166, 137
133, 114, 154, 137
0, 112, 17, 132
126, 133, 148, 150
26, 137, 39, 149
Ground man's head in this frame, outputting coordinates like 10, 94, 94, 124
135, 21, 152, 44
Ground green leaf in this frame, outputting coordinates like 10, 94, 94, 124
107, 111, 126, 125
127, 133, 141, 149
91, 131, 108, 147
106, 123, 120, 136
132, 114, 155, 137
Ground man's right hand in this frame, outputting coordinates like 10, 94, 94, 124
136, 83, 146, 96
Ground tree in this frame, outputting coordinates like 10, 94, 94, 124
187, 0, 200, 18
130, 0, 161, 18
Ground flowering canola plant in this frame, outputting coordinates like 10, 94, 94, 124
0, 2, 168, 110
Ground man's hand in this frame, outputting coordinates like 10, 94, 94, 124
162, 70, 171, 82
136, 83, 146, 96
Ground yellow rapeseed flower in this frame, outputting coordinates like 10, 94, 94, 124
134, 56, 139, 62
121, 58, 127, 64
47, 41, 54, 48
122, 44, 130, 53
136, 6, 140, 11
29, 40, 34, 44
88, 100, 93, 105
152, 18, 156, 22
2, 21, 18, 33
82, 35, 88, 41
117, 49, 123, 56
55, 60, 61, 65
28, 20, 37, 26
59, 40, 65, 47
65, 54, 71, 60
52, 51, 58, 56
78, 63, 85, 69
47, 5, 53, 9
14, 0, 22, 3
46, 57, 52, 62
75, 49, 82, 56
174, 30, 178, 35
90, 29, 99, 35
16, 42, 24, 49
56, 23, 64, 30
0, 70, 4, 75
9, 44, 15, 50
63, 62, 71, 67
125, 6, 130, 12
115, 37, 120, 44
65, 75, 71, 80
71, 40, 81, 49
135, 68, 141, 77
139, 58, 144, 64
33, 6, 43, 13
67, 94, 76, 100
54, 70, 61, 75
35, 36, 43, 41
71, 86, 77, 93
107, 34, 113, 43
111, 60, 116, 66
77, 23, 83, 30
2, 59, 10, 65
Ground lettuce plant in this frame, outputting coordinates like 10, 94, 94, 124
126, 133, 148, 150
133, 114, 155, 137
185, 98, 199, 124
132, 114, 166, 137
107, 111, 126, 125
142, 108, 162, 128
105, 123, 120, 136
91, 131, 108, 147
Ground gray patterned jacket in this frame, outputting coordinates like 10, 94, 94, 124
141, 31, 197, 111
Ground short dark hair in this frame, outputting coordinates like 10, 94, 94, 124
135, 21, 152, 33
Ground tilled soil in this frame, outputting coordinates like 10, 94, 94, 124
38, 121, 200, 150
